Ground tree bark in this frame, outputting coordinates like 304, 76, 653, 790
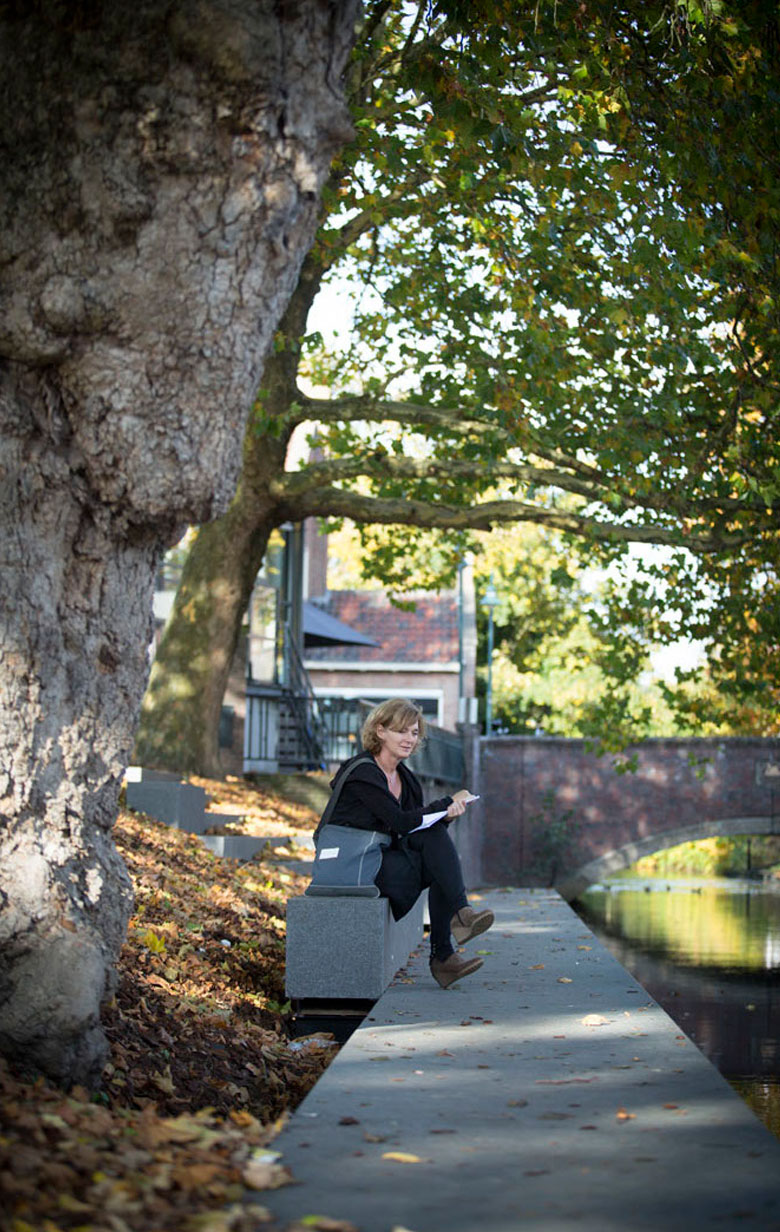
0, 0, 357, 1086
135, 251, 326, 775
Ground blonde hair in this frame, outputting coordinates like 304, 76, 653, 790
360, 698, 427, 755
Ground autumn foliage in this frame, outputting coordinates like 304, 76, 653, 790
0, 783, 336, 1232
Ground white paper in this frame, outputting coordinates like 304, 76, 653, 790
319, 847, 340, 859
409, 795, 479, 834
411, 810, 447, 831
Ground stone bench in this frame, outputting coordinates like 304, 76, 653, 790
125, 767, 253, 854
285, 891, 426, 1003
125, 768, 211, 834
199, 834, 269, 860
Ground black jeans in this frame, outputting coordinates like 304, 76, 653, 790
377, 822, 467, 960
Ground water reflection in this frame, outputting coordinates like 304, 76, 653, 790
576, 877, 780, 1139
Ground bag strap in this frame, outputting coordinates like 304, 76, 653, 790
313, 754, 375, 844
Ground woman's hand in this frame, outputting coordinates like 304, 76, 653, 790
446, 788, 476, 819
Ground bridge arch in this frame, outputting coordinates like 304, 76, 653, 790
476, 735, 780, 899
556, 816, 778, 901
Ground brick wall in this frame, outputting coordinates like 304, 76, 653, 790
475, 736, 780, 896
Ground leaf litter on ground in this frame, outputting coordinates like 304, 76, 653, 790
0, 777, 338, 1232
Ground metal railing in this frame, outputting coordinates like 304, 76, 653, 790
244, 634, 329, 773
407, 723, 465, 786
315, 695, 363, 765
244, 684, 465, 783
318, 697, 464, 785
243, 683, 282, 772
282, 632, 329, 770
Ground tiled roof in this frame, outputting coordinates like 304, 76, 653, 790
305, 590, 459, 664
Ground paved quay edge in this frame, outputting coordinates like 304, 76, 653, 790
260, 888, 780, 1232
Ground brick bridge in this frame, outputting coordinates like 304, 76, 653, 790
462, 736, 780, 900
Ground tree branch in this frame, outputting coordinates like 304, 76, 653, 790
275, 452, 607, 504
299, 391, 503, 434
296, 393, 778, 522
281, 485, 749, 554
318, 170, 435, 270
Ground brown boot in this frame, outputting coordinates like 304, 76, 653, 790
430, 952, 484, 989
450, 904, 495, 946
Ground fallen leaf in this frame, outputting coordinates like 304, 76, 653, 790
242, 1159, 294, 1190
191, 1212, 271, 1231
338, 1116, 360, 1125
581, 1014, 610, 1026
382, 1151, 423, 1164
557, 977, 573, 984
150, 1067, 176, 1095
529, 963, 545, 970
297, 1217, 359, 1231
171, 1161, 223, 1189
143, 928, 167, 954
616, 1107, 636, 1122
536, 1078, 597, 1086
57, 1194, 93, 1214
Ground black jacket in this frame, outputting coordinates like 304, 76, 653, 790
327, 753, 453, 838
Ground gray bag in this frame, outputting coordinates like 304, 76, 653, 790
307, 755, 391, 897
307, 824, 392, 896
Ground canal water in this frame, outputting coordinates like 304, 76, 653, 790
575, 876, 780, 1140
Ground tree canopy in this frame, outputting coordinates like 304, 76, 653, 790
295, 0, 780, 540
140, 0, 780, 773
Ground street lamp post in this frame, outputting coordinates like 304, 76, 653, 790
482, 575, 498, 737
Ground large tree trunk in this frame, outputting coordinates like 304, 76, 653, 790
0, 0, 357, 1086
135, 255, 325, 775
135, 481, 284, 779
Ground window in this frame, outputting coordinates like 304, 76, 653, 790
247, 531, 285, 684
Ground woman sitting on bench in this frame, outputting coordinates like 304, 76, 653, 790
325, 698, 493, 988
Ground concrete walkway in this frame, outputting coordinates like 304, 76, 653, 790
261, 888, 780, 1231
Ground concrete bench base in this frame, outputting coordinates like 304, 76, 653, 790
126, 776, 210, 834
126, 769, 243, 844
199, 834, 269, 860
286, 893, 425, 1002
